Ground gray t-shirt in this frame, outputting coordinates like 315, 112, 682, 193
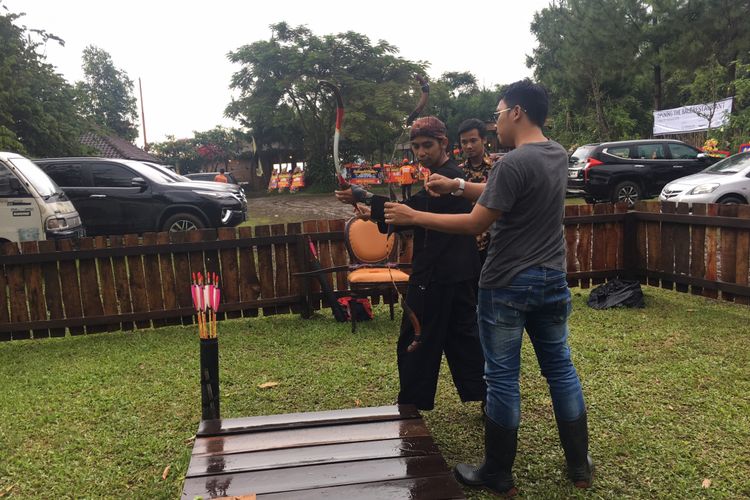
477, 140, 567, 288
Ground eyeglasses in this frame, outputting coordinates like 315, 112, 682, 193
493, 108, 512, 121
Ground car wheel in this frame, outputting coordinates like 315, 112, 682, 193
162, 213, 205, 232
612, 181, 641, 207
718, 195, 746, 205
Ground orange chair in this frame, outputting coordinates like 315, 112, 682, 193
345, 218, 410, 332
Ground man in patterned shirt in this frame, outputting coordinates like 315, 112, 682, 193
457, 118, 494, 265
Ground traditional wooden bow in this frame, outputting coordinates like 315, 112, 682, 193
389, 75, 430, 353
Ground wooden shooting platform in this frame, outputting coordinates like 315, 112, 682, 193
181, 404, 466, 499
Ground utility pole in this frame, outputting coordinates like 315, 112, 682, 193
139, 77, 148, 151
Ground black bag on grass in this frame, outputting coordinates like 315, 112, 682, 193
587, 279, 645, 310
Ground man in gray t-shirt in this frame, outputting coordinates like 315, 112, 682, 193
383, 80, 593, 496
478, 141, 567, 289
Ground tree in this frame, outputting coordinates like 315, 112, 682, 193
76, 45, 139, 141
0, 4, 88, 156
226, 23, 426, 188
528, 0, 750, 149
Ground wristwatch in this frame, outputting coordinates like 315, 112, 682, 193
451, 177, 466, 196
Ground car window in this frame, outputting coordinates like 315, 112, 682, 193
668, 143, 699, 160
703, 152, 750, 174
91, 163, 137, 187
0, 163, 24, 196
635, 144, 666, 160
42, 163, 84, 187
570, 146, 595, 165
603, 146, 631, 159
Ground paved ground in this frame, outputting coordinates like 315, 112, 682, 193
245, 193, 359, 225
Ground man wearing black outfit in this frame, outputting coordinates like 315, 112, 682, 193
335, 116, 486, 411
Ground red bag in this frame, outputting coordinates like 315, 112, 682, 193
336, 297, 373, 321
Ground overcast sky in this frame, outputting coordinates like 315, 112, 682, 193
5, 0, 551, 147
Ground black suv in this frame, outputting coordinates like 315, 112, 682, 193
567, 139, 716, 205
35, 158, 247, 236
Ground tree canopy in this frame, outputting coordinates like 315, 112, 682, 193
0, 5, 88, 156
75, 45, 139, 141
225, 22, 428, 188
528, 0, 750, 149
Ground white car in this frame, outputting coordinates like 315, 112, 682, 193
659, 152, 750, 205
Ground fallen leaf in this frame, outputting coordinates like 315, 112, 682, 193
162, 465, 171, 480
354, 399, 362, 407
0, 484, 17, 498
258, 381, 280, 389
184, 434, 196, 445
702, 478, 712, 488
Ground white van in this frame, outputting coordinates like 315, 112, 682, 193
0, 152, 84, 243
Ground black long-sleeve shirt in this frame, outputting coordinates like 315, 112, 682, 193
370, 159, 480, 285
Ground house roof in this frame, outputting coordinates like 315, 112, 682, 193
80, 132, 160, 163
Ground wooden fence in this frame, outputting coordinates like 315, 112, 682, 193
1, 201, 749, 340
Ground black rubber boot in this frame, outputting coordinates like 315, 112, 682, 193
556, 412, 594, 488
454, 413, 518, 497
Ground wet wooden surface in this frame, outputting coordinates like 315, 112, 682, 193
182, 405, 465, 499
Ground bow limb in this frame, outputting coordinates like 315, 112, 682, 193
405, 74, 430, 126
318, 80, 348, 189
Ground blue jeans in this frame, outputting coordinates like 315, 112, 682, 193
478, 266, 586, 429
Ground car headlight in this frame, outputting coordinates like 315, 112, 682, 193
45, 217, 69, 230
193, 190, 233, 199
689, 183, 720, 195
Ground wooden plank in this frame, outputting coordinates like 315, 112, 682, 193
182, 455, 451, 498
156, 232, 181, 326
124, 233, 150, 329
187, 437, 440, 477
286, 223, 304, 315
109, 235, 134, 331
170, 231, 196, 326
77, 238, 106, 333
659, 202, 676, 290
690, 204, 707, 296
142, 233, 166, 327
20, 241, 49, 339
316, 220, 336, 308
634, 201, 648, 284
199, 405, 421, 436
201, 228, 221, 277
704, 204, 720, 299
57, 238, 85, 335
719, 204, 738, 302
644, 201, 661, 287
217, 227, 242, 319
328, 219, 348, 292
238, 226, 260, 318
2, 242, 30, 340
576, 204, 593, 288
564, 205, 579, 288
735, 205, 750, 306
256, 476, 465, 500
193, 419, 431, 456
613, 202, 628, 273
590, 204, 607, 285
94, 236, 121, 331
673, 204, 691, 293
271, 224, 291, 315
603, 204, 618, 276
0, 243, 9, 341
254, 225, 277, 316
37, 240, 65, 338
301, 220, 321, 309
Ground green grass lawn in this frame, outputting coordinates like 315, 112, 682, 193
1, 287, 748, 498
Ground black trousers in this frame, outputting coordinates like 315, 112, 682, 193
397, 279, 486, 410
401, 184, 412, 200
